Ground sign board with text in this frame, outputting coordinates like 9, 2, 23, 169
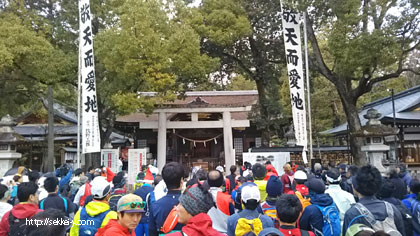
128, 149, 147, 184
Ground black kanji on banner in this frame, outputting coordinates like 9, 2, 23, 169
85, 70, 96, 91
84, 95, 98, 112
83, 26, 92, 46
84, 49, 94, 67
80, 3, 90, 24
289, 69, 301, 89
285, 28, 298, 45
283, 10, 298, 24
286, 49, 299, 66
291, 92, 304, 110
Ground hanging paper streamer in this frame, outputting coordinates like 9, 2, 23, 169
214, 138, 217, 144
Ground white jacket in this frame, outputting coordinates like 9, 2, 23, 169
325, 184, 356, 221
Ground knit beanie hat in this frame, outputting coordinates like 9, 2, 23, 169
179, 186, 214, 216
305, 178, 325, 194
266, 175, 283, 197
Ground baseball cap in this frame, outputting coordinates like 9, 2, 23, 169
91, 177, 112, 199
241, 182, 260, 203
305, 178, 325, 194
117, 194, 145, 213
216, 166, 224, 173
294, 170, 307, 180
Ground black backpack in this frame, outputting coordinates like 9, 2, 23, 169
109, 193, 124, 211
8, 213, 29, 236
395, 202, 414, 236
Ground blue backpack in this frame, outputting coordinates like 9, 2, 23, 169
79, 207, 110, 236
40, 196, 68, 214
315, 203, 341, 236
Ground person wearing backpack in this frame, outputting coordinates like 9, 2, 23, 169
207, 170, 235, 234
166, 184, 224, 236
277, 194, 315, 236
253, 163, 269, 201
342, 165, 405, 236
70, 177, 117, 236
73, 176, 91, 207
96, 194, 145, 236
227, 182, 274, 236
39, 177, 77, 217
0, 182, 42, 236
299, 178, 340, 236
261, 175, 283, 228
377, 178, 414, 236
69, 168, 85, 201
148, 162, 185, 236
324, 168, 355, 222
281, 164, 295, 194
293, 171, 311, 212
108, 174, 127, 211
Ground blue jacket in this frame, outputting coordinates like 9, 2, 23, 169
59, 168, 73, 192
401, 172, 412, 187
148, 190, 184, 236
299, 193, 334, 236
134, 185, 154, 223
343, 196, 405, 236
227, 208, 274, 236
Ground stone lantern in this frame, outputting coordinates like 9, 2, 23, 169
353, 108, 398, 173
0, 115, 23, 177
285, 124, 296, 147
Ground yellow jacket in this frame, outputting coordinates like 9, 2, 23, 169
70, 201, 117, 236
254, 180, 268, 202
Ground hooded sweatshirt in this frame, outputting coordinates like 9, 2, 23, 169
96, 219, 135, 236
167, 213, 225, 236
70, 201, 117, 236
299, 193, 334, 236
0, 202, 42, 235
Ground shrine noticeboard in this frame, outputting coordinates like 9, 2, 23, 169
242, 152, 291, 175
128, 149, 147, 184
100, 149, 119, 174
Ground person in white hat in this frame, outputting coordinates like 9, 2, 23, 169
227, 183, 274, 236
70, 177, 117, 236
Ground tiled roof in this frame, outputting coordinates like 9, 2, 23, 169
117, 91, 258, 123
323, 85, 420, 135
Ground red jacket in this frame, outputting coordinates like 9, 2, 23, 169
166, 213, 224, 236
265, 164, 279, 176
0, 203, 42, 235
281, 172, 294, 193
95, 219, 135, 236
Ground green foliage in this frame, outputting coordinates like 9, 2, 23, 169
226, 74, 256, 90
95, 0, 218, 116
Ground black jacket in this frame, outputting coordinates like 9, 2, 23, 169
40, 193, 77, 216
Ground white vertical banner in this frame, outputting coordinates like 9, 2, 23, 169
101, 149, 119, 174
79, 0, 101, 153
281, 9, 308, 163
128, 149, 147, 185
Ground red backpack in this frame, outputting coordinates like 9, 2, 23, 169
80, 183, 91, 207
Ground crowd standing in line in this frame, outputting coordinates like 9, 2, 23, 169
0, 161, 418, 236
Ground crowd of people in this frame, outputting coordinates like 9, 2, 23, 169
0, 161, 417, 236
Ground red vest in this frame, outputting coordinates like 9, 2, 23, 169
216, 192, 232, 215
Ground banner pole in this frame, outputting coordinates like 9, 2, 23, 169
303, 12, 313, 161
76, 8, 82, 169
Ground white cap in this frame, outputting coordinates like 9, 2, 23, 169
241, 183, 260, 203
294, 170, 307, 180
91, 177, 112, 199
216, 166, 224, 173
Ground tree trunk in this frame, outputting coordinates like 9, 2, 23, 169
46, 86, 55, 172
338, 89, 366, 166
255, 78, 271, 146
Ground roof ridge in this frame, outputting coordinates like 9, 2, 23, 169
362, 85, 420, 110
